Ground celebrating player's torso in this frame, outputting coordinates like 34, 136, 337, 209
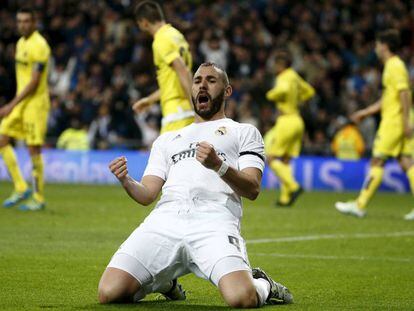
144, 118, 265, 218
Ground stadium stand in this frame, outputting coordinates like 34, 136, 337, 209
1, 0, 413, 152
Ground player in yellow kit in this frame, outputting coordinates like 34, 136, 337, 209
0, 7, 50, 211
265, 50, 315, 206
132, 0, 194, 133
335, 30, 414, 220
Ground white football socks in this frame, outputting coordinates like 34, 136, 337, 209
253, 278, 270, 306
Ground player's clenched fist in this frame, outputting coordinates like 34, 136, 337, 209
109, 156, 129, 180
196, 141, 222, 171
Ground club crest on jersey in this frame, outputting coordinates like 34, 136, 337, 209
215, 126, 227, 136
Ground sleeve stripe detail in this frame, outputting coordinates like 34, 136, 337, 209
239, 151, 265, 162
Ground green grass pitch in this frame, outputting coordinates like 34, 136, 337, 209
1, 182, 413, 310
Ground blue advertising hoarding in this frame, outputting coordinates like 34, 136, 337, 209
0, 149, 410, 192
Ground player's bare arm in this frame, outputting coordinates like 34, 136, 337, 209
400, 89, 412, 138
299, 78, 315, 102
171, 57, 193, 104
0, 69, 41, 117
132, 89, 161, 113
196, 141, 261, 200
109, 156, 164, 206
350, 100, 381, 123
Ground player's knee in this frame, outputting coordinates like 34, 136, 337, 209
0, 136, 9, 148
282, 155, 291, 164
97, 281, 130, 304
398, 157, 413, 172
97, 284, 114, 304
266, 156, 275, 165
223, 285, 258, 308
28, 145, 41, 156
371, 157, 385, 167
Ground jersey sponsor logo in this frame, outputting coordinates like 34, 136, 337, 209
171, 142, 227, 164
171, 148, 196, 164
215, 126, 227, 136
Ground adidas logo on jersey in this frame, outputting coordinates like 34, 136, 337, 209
172, 134, 182, 141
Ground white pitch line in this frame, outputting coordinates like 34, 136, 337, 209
251, 252, 414, 263
246, 231, 414, 244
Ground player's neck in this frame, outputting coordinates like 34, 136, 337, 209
277, 66, 289, 75
23, 29, 36, 39
194, 112, 226, 123
149, 21, 166, 36
382, 51, 395, 63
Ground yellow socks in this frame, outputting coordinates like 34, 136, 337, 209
0, 145, 45, 203
357, 166, 384, 209
0, 145, 28, 193
270, 160, 300, 192
31, 154, 45, 203
279, 183, 290, 204
406, 166, 414, 194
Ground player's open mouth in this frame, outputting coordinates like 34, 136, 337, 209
197, 93, 211, 105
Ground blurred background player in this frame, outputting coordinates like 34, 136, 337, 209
0, 7, 50, 211
132, 0, 194, 133
264, 50, 315, 207
335, 30, 414, 220
331, 118, 365, 160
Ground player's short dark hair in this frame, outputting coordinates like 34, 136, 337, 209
274, 49, 292, 68
198, 62, 229, 86
17, 7, 36, 19
376, 29, 400, 53
134, 1, 164, 23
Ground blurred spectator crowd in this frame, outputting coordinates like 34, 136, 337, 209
1, 0, 414, 154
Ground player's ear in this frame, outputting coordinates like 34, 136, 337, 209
137, 18, 148, 29
224, 85, 232, 99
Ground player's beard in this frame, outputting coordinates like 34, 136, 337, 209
192, 91, 224, 120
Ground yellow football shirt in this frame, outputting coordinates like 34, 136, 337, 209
381, 55, 411, 125
15, 30, 50, 104
153, 24, 192, 116
57, 128, 89, 151
266, 68, 315, 115
331, 125, 365, 160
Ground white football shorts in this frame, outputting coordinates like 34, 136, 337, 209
107, 201, 250, 290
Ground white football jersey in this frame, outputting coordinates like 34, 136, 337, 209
143, 118, 265, 219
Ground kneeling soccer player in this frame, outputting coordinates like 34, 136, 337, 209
98, 63, 293, 308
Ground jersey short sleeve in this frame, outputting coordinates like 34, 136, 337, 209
238, 124, 265, 172
30, 39, 50, 71
154, 34, 180, 65
389, 61, 409, 92
143, 135, 169, 180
